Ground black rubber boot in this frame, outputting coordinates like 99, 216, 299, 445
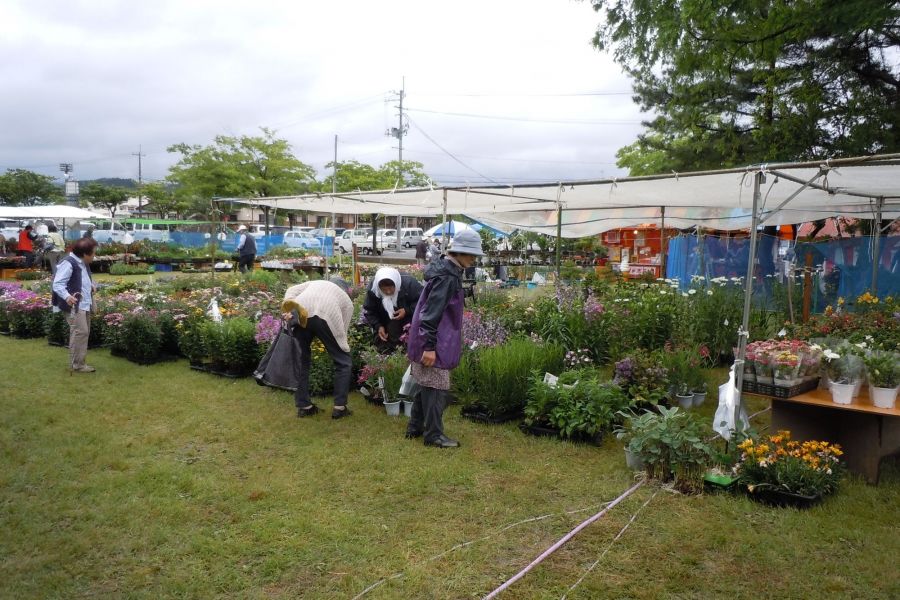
405, 392, 424, 438
421, 388, 458, 447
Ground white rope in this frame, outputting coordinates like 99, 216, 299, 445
561, 489, 660, 599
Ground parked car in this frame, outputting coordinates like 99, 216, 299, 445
394, 227, 424, 249
283, 230, 323, 250
361, 229, 396, 255
79, 220, 129, 244
242, 224, 290, 238
336, 228, 372, 254
309, 227, 339, 237
291, 226, 316, 234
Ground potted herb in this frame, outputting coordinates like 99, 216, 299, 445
864, 351, 900, 409
823, 347, 863, 405
735, 430, 843, 508
664, 347, 696, 407
615, 406, 712, 493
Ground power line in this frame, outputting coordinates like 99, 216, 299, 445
414, 91, 633, 97
406, 116, 499, 185
404, 147, 616, 165
406, 107, 642, 125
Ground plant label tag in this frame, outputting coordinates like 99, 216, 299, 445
543, 372, 559, 388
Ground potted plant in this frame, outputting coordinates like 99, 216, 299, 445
616, 406, 712, 493
823, 347, 863, 405
664, 347, 696, 408
772, 350, 801, 387
735, 430, 843, 508
864, 351, 900, 409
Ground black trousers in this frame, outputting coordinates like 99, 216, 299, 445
407, 386, 447, 443
238, 254, 255, 273
292, 316, 351, 408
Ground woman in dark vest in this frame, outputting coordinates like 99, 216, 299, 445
362, 267, 423, 354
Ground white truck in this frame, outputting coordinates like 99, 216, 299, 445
336, 228, 372, 254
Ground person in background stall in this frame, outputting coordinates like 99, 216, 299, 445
235, 225, 256, 273
45, 225, 66, 275
415, 238, 428, 266
405, 229, 484, 448
362, 267, 423, 354
18, 224, 37, 267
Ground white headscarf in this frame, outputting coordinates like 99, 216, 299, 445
372, 267, 402, 315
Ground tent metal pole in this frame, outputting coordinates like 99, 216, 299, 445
555, 201, 562, 281
441, 189, 448, 250
733, 170, 764, 431
872, 197, 884, 293
660, 206, 666, 277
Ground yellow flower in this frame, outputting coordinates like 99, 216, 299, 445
837, 297, 845, 306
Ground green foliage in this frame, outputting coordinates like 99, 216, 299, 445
525, 372, 632, 440
0, 168, 63, 205
590, 0, 900, 172
167, 128, 317, 214
178, 319, 207, 365
864, 351, 900, 388
201, 317, 260, 375
318, 159, 430, 192
80, 183, 130, 219
467, 337, 564, 417
615, 405, 713, 494
44, 310, 68, 345
451, 349, 480, 397
140, 182, 187, 219
109, 263, 154, 276
118, 312, 163, 364
14, 270, 45, 281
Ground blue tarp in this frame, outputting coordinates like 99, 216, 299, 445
665, 233, 899, 311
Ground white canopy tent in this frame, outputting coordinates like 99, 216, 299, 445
220, 154, 900, 237
218, 153, 900, 438
0, 205, 107, 220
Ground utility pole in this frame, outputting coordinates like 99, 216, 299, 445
132, 146, 146, 216
386, 77, 407, 229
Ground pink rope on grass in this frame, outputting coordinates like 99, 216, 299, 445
482, 478, 646, 599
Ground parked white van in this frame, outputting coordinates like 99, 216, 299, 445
337, 228, 372, 254
393, 227, 424, 249
129, 221, 171, 242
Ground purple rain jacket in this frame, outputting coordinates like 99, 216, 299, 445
406, 256, 464, 370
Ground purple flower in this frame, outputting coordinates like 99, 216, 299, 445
254, 314, 282, 344
462, 309, 508, 348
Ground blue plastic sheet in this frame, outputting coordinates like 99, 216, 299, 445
665, 233, 898, 310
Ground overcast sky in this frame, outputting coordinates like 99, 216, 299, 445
0, 0, 647, 189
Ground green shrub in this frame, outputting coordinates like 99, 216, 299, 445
466, 337, 564, 417
45, 311, 68, 345
615, 406, 713, 494
178, 319, 207, 365
14, 270, 45, 281
118, 311, 163, 364
109, 262, 154, 276
525, 372, 632, 440
202, 317, 260, 376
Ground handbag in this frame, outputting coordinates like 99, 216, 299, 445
254, 321, 303, 391
398, 364, 421, 398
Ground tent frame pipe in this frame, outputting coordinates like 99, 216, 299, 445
555, 184, 563, 281
757, 170, 828, 226
733, 171, 763, 430
441, 189, 448, 250
872, 197, 884, 293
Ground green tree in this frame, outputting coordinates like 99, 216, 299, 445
166, 128, 317, 214
587, 0, 900, 174
319, 159, 431, 192
80, 183, 129, 219
0, 169, 63, 205
141, 182, 186, 218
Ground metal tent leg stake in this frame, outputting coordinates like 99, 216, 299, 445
872, 197, 884, 293
733, 170, 764, 432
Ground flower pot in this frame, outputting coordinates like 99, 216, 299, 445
676, 393, 694, 409
402, 398, 415, 417
830, 382, 855, 405
870, 386, 898, 409
692, 392, 707, 407
624, 448, 645, 471
747, 487, 823, 509
383, 399, 401, 416
852, 378, 863, 399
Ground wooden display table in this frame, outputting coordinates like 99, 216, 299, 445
756, 388, 900, 484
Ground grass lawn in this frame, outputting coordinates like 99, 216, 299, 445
1, 336, 898, 599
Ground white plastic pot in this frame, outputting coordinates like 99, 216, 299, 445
676, 394, 694, 409
402, 399, 415, 417
624, 449, 645, 471
830, 382, 855, 405
692, 392, 707, 407
383, 400, 401, 416
870, 386, 898, 410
